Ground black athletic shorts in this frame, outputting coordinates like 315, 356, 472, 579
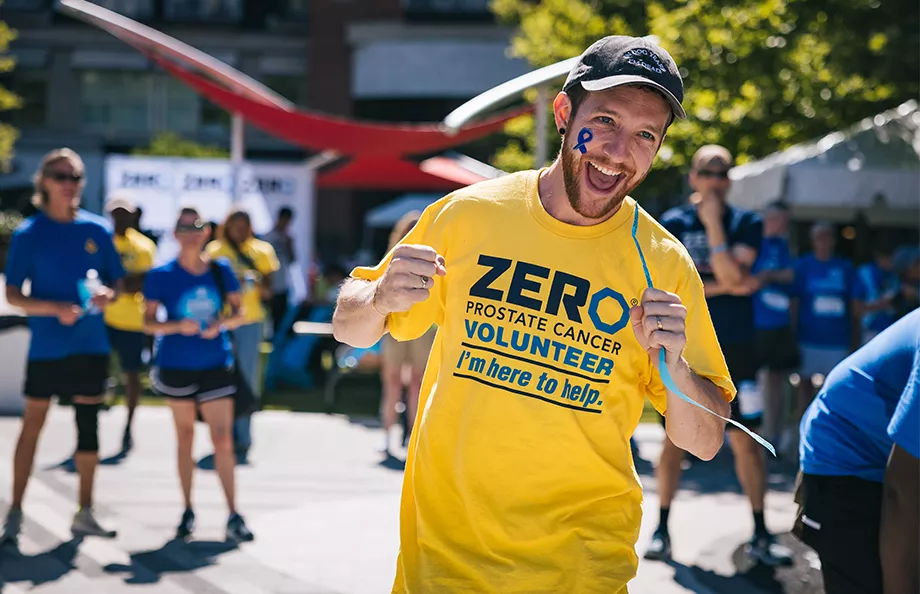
755, 327, 800, 372
792, 472, 883, 594
107, 326, 147, 372
151, 367, 237, 404
24, 355, 109, 403
658, 343, 761, 430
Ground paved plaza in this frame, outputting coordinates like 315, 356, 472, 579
0, 405, 820, 593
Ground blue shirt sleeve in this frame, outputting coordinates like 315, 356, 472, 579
4, 226, 32, 289
660, 208, 684, 237
143, 269, 164, 304
736, 212, 763, 251
848, 263, 866, 301
888, 347, 920, 460
99, 230, 126, 286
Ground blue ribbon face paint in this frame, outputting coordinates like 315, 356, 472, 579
574, 127, 593, 154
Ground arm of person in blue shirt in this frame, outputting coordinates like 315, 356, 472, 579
4, 229, 82, 324
881, 360, 920, 594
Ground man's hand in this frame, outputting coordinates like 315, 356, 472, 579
729, 275, 762, 296
56, 303, 82, 326
696, 191, 724, 229
200, 321, 224, 340
177, 318, 200, 336
90, 286, 116, 309
630, 288, 688, 368
373, 245, 447, 315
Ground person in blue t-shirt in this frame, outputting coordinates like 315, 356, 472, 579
795, 307, 919, 594
751, 201, 798, 447
856, 239, 900, 345
649, 145, 792, 567
792, 222, 864, 419
1, 149, 125, 544
143, 207, 254, 543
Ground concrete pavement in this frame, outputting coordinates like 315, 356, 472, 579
0, 404, 818, 593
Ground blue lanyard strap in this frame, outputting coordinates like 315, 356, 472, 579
631, 206, 776, 456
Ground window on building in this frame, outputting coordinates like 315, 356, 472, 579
80, 71, 152, 133
88, 0, 154, 19
164, 0, 244, 24
162, 75, 201, 134
260, 75, 304, 107
3, 0, 48, 11
200, 99, 231, 137
0, 70, 48, 128
403, 0, 493, 22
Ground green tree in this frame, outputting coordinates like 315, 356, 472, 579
132, 131, 229, 159
0, 6, 21, 171
491, 0, 920, 202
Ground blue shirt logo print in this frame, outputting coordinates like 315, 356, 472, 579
178, 286, 220, 329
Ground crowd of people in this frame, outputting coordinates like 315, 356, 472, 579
0, 32, 916, 594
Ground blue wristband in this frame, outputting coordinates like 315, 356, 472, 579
710, 243, 729, 255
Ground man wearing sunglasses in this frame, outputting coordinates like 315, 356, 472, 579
647, 145, 793, 566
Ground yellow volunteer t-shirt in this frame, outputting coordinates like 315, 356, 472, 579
104, 228, 157, 332
352, 170, 735, 594
206, 238, 279, 324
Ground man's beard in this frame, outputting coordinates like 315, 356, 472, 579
560, 130, 647, 220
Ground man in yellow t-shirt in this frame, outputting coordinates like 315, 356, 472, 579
104, 195, 157, 453
333, 36, 735, 593
206, 209, 279, 458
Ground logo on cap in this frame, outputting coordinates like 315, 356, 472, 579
622, 48, 667, 74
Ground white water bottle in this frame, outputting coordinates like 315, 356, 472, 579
78, 269, 102, 314
737, 380, 764, 420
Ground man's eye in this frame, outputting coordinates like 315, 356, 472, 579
639, 131, 655, 141
597, 116, 613, 125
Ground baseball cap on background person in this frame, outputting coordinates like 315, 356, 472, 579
563, 35, 687, 122
691, 145, 734, 171
104, 194, 138, 214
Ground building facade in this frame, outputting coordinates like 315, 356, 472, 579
2, 0, 529, 259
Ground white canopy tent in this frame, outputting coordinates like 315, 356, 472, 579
728, 100, 920, 226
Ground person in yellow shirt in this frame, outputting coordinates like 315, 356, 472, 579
104, 195, 157, 454
206, 208, 279, 459
333, 36, 735, 593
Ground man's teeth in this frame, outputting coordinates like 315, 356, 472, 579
589, 161, 621, 178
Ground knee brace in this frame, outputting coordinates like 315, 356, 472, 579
74, 403, 100, 453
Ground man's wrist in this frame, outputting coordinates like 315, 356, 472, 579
371, 281, 389, 317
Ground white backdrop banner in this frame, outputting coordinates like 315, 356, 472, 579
105, 155, 314, 301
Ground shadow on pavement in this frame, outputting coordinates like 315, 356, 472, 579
379, 453, 406, 472
636, 444, 799, 497
0, 536, 83, 588
104, 538, 237, 585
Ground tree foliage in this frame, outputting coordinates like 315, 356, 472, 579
132, 131, 229, 159
491, 0, 920, 200
0, 6, 21, 172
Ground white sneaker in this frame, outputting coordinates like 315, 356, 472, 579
72, 508, 117, 538
1, 507, 23, 545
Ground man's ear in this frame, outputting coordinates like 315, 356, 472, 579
553, 92, 573, 133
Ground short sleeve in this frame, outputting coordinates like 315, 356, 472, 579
644, 247, 736, 415
219, 260, 242, 293
137, 240, 156, 271
143, 269, 163, 303
255, 242, 280, 276
350, 198, 451, 342
5, 227, 32, 289
659, 209, 684, 237
100, 231, 126, 285
888, 347, 920, 459
848, 263, 866, 301
736, 212, 763, 251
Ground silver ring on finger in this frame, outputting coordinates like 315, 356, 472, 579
419, 275, 429, 289
656, 316, 663, 331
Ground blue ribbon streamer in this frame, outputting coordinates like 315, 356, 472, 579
631, 206, 776, 456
